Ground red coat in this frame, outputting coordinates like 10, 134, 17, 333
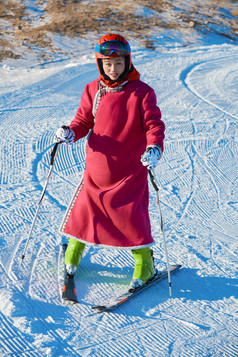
59, 77, 165, 249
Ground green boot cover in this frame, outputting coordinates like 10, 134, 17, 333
132, 247, 155, 283
65, 238, 85, 267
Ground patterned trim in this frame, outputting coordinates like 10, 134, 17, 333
59, 175, 84, 233
92, 80, 128, 117
58, 232, 155, 251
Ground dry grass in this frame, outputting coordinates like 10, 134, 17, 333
0, 0, 237, 61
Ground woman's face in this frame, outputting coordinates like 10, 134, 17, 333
102, 57, 125, 80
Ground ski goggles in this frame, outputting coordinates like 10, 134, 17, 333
95, 40, 131, 56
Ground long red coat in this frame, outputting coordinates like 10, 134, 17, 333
59, 77, 165, 249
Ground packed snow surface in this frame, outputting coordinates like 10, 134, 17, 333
0, 42, 238, 356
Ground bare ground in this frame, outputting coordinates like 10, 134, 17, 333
0, 0, 238, 62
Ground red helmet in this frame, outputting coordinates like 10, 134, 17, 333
95, 34, 132, 80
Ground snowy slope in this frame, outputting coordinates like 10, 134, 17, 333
0, 41, 238, 356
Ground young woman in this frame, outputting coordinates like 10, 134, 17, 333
54, 33, 165, 288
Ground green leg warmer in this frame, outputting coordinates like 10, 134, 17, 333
64, 238, 85, 267
132, 247, 155, 283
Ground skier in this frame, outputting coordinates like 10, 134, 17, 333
54, 33, 165, 289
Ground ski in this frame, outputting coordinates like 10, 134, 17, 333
91, 264, 182, 312
61, 243, 79, 304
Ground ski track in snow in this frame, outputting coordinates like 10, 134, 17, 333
0, 44, 238, 356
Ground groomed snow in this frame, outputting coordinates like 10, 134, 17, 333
0, 41, 238, 356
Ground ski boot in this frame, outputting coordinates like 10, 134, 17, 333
62, 239, 85, 303
130, 247, 157, 289
65, 238, 85, 276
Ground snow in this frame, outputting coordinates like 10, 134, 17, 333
0, 35, 238, 356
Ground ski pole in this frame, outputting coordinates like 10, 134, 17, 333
148, 168, 172, 297
20, 142, 60, 265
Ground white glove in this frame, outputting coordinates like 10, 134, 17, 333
54, 125, 75, 145
141, 145, 162, 169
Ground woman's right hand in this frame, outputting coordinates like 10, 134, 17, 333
54, 126, 75, 145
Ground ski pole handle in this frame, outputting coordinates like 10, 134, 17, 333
148, 169, 159, 192
50, 142, 60, 166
